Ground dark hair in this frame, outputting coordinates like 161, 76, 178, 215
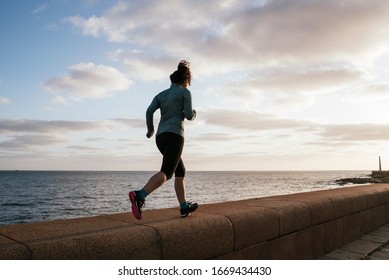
170, 60, 191, 86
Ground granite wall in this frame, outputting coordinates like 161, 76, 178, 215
1, 184, 389, 259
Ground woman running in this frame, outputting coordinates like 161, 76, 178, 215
129, 60, 198, 220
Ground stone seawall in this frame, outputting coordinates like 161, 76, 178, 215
1, 184, 389, 260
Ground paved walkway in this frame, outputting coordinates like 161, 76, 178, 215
319, 223, 389, 260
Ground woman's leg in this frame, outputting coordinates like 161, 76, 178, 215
157, 133, 184, 180
174, 159, 197, 217
129, 165, 167, 220
174, 158, 187, 204
142, 171, 167, 195
174, 176, 186, 204
141, 133, 183, 197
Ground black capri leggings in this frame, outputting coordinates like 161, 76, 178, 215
156, 132, 185, 180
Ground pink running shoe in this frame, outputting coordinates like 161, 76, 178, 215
129, 191, 145, 220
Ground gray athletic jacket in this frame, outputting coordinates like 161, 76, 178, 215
146, 83, 196, 138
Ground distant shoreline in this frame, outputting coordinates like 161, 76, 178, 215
0, 169, 371, 172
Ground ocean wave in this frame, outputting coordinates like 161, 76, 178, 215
0, 170, 369, 225
1, 202, 36, 207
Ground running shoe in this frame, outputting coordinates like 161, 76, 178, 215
180, 202, 198, 217
129, 191, 145, 220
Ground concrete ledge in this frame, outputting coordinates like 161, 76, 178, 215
320, 223, 389, 259
1, 184, 389, 259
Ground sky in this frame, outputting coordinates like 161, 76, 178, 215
1, 0, 389, 171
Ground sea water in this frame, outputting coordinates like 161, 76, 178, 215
0, 170, 370, 225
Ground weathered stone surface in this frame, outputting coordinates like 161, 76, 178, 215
321, 223, 389, 260
0, 216, 132, 242
149, 213, 233, 259
28, 226, 160, 259
269, 234, 296, 259
1, 184, 389, 260
0, 235, 30, 259
335, 178, 382, 185
267, 192, 335, 225
198, 202, 278, 250
239, 199, 311, 235
0, 216, 160, 259
320, 249, 364, 260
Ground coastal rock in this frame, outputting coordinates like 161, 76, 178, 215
334, 177, 383, 185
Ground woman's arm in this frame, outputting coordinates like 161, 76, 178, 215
146, 96, 159, 138
184, 89, 196, 121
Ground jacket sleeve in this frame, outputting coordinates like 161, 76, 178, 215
184, 89, 196, 121
146, 95, 159, 134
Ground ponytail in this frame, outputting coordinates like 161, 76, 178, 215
170, 60, 191, 85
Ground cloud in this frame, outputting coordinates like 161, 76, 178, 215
200, 109, 389, 144
67, 145, 104, 152
32, 4, 47, 14
111, 118, 145, 128
47, 23, 58, 31
0, 97, 11, 104
123, 56, 179, 81
206, 81, 265, 107
0, 134, 65, 150
61, 0, 254, 78
0, 119, 108, 134
346, 82, 389, 101
192, 133, 237, 142
86, 137, 110, 142
208, 66, 366, 109
221, 0, 389, 65
250, 67, 366, 94
304, 140, 363, 148
201, 108, 314, 131
62, 1, 223, 44
320, 123, 389, 142
4, 0, 389, 171
44, 63, 132, 101
51, 95, 67, 105
62, 0, 389, 105
83, 0, 102, 8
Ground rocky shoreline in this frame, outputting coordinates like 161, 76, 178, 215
335, 171, 389, 185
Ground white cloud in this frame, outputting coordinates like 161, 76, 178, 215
201, 108, 314, 131
62, 0, 389, 110
0, 97, 11, 104
65, 0, 389, 65
83, 0, 102, 8
192, 133, 237, 142
111, 118, 145, 129
206, 81, 265, 107
47, 23, 58, 31
51, 95, 67, 105
320, 123, 389, 142
208, 66, 366, 109
0, 134, 65, 150
67, 145, 104, 152
201, 108, 389, 143
250, 67, 366, 94
221, 0, 389, 65
32, 4, 47, 14
0, 119, 108, 134
63, 1, 221, 44
4, 0, 389, 171
123, 57, 178, 81
44, 63, 132, 101
346, 82, 389, 102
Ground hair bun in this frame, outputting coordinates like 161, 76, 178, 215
170, 60, 191, 86
178, 60, 190, 71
